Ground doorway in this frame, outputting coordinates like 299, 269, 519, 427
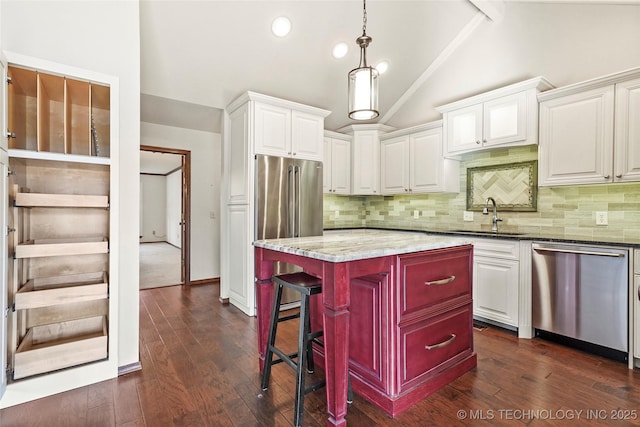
140, 145, 191, 288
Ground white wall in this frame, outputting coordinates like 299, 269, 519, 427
392, 2, 640, 129
141, 122, 221, 281
166, 169, 182, 247
2, 1, 140, 371
140, 175, 167, 243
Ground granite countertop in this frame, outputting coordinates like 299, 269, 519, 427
253, 229, 473, 262
324, 227, 640, 249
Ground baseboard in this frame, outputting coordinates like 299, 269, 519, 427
190, 277, 220, 286
118, 362, 142, 376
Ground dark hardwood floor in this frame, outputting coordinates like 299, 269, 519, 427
2, 283, 640, 426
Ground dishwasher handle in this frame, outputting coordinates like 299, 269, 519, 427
533, 246, 625, 258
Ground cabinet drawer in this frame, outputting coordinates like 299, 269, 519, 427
398, 305, 473, 391
14, 315, 108, 379
399, 246, 472, 319
473, 238, 519, 260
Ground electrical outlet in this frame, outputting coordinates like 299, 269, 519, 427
463, 211, 474, 222
595, 211, 608, 225
335, 210, 340, 218
413, 210, 419, 219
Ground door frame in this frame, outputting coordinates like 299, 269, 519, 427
140, 145, 191, 285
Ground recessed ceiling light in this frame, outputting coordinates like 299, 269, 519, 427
272, 16, 291, 37
376, 61, 389, 75
332, 42, 348, 59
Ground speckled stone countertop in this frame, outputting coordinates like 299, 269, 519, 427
253, 229, 473, 262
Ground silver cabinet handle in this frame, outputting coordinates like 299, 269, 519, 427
425, 275, 456, 286
616, 174, 622, 179
476, 140, 481, 145
604, 175, 610, 179
425, 334, 456, 350
637, 286, 640, 301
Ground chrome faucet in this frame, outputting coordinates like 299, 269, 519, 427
483, 197, 502, 232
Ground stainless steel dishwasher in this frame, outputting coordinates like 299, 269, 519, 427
532, 242, 628, 359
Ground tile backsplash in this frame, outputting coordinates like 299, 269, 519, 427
323, 145, 640, 241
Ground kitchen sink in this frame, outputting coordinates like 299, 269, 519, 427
449, 229, 525, 236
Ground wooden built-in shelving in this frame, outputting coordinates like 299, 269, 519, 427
7, 65, 110, 158
13, 315, 108, 380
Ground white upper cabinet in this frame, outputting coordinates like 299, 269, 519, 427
380, 135, 409, 194
538, 68, 640, 186
252, 96, 328, 162
614, 77, 640, 182
324, 132, 351, 195
380, 121, 459, 195
253, 102, 291, 156
338, 124, 394, 196
437, 77, 553, 158
538, 86, 614, 186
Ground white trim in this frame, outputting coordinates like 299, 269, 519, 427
537, 66, 640, 101
469, 0, 505, 22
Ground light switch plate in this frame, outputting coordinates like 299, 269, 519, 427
463, 211, 474, 222
413, 210, 419, 219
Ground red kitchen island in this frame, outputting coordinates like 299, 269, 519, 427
254, 229, 477, 427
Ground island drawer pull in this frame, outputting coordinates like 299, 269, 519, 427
424, 275, 455, 286
425, 334, 456, 350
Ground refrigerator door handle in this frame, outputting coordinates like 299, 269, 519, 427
287, 164, 295, 238
295, 165, 301, 237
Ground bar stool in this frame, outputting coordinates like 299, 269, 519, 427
261, 272, 352, 427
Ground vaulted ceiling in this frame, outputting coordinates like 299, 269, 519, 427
139, 1, 640, 134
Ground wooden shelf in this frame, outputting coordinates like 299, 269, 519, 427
15, 192, 109, 208
13, 315, 108, 380
7, 65, 110, 158
15, 237, 108, 259
15, 272, 108, 310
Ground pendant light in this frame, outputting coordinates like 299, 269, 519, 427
348, 0, 379, 120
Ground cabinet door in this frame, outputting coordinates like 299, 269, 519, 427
538, 85, 614, 186
291, 110, 323, 161
323, 137, 332, 193
351, 131, 379, 195
409, 128, 443, 193
226, 204, 254, 316
380, 136, 409, 194
226, 105, 250, 204
444, 104, 482, 155
0, 59, 6, 151
254, 102, 291, 157
0, 150, 6, 399
349, 275, 388, 391
483, 92, 526, 148
473, 256, 519, 327
614, 78, 640, 182
330, 138, 351, 194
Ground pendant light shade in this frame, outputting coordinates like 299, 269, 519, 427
348, 0, 379, 120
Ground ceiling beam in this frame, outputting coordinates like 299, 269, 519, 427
379, 11, 487, 125
469, 0, 505, 22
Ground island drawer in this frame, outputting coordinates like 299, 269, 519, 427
398, 246, 472, 320
397, 304, 473, 392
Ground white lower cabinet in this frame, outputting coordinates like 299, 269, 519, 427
472, 238, 519, 328
225, 204, 253, 316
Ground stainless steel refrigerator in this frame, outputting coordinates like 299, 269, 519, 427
255, 154, 323, 307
